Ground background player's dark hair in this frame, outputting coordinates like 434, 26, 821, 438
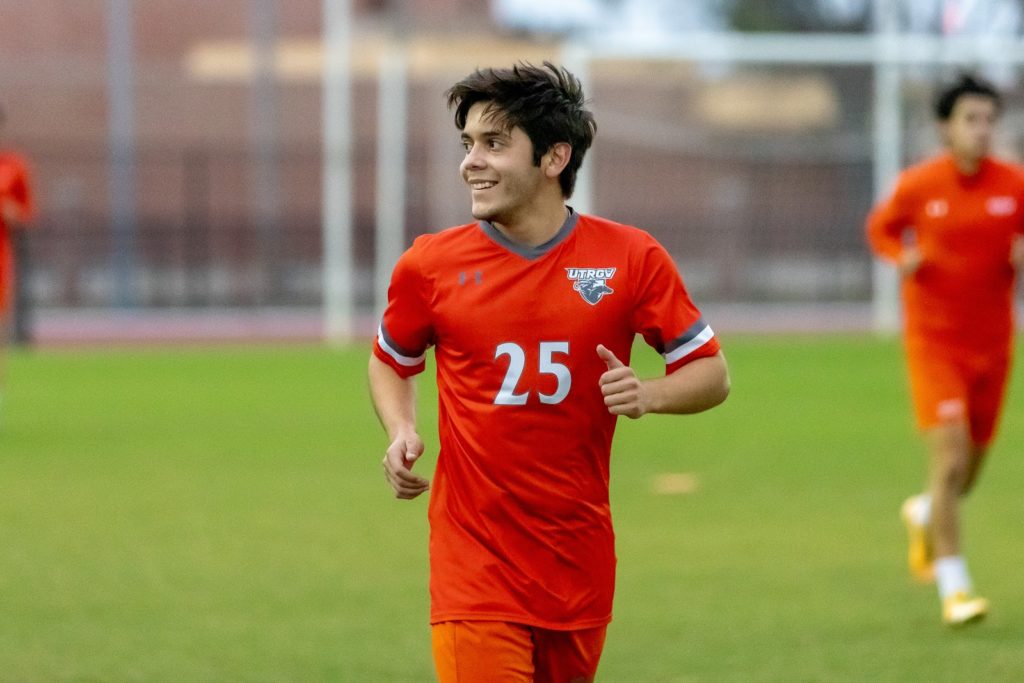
935, 74, 1002, 121
446, 61, 596, 198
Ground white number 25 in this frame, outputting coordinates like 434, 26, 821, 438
493, 341, 571, 406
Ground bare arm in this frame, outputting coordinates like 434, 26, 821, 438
1011, 234, 1024, 270
597, 345, 729, 419
368, 353, 429, 499
868, 209, 920, 276
866, 182, 923, 276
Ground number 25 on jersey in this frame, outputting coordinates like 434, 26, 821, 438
493, 341, 571, 406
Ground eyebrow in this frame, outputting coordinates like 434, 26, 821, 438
461, 129, 509, 142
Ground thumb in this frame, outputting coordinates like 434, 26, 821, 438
596, 344, 625, 370
405, 438, 424, 462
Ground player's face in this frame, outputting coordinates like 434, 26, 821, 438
944, 95, 998, 163
459, 102, 546, 226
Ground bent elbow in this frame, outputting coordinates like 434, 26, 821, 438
706, 361, 731, 408
711, 373, 730, 408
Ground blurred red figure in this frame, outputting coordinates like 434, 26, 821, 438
866, 74, 1024, 627
0, 106, 35, 421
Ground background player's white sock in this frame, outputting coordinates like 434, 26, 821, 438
907, 493, 932, 526
935, 555, 972, 599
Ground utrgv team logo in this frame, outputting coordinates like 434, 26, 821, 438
566, 267, 616, 305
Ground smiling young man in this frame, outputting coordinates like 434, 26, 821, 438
369, 62, 729, 680
867, 74, 1024, 626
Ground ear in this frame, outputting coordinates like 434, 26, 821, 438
542, 142, 572, 180
937, 121, 951, 146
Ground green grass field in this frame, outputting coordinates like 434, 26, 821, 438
2, 336, 1023, 681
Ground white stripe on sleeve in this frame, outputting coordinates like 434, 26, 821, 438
663, 325, 714, 365
377, 326, 426, 367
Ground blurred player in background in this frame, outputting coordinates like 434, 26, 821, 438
369, 62, 729, 680
0, 105, 35, 425
866, 74, 1024, 627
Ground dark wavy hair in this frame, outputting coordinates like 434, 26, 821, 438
446, 61, 596, 198
935, 74, 1002, 121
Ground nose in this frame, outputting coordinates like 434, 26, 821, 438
973, 122, 993, 143
461, 143, 485, 174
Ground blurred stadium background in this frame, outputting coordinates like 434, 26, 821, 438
7, 2, 1024, 680
4, 0, 1024, 345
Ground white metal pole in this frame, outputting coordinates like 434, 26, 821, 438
106, 0, 137, 308
322, 0, 353, 341
560, 43, 594, 215
374, 43, 408, 322
250, 0, 281, 306
871, 0, 902, 334
574, 32, 1024, 65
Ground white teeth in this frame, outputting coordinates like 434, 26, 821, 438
471, 181, 496, 190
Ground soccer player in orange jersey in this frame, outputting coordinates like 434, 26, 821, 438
0, 105, 35, 423
369, 62, 730, 680
867, 75, 1024, 627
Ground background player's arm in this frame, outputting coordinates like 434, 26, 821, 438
368, 354, 429, 499
0, 160, 34, 227
2, 201, 21, 225
1, 194, 30, 226
866, 182, 921, 276
597, 345, 729, 419
1011, 234, 1024, 269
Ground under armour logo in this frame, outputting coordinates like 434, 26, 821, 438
926, 199, 948, 218
458, 271, 483, 286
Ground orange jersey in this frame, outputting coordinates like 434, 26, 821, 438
373, 211, 719, 630
0, 151, 35, 312
866, 153, 1024, 351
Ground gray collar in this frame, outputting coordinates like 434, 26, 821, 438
478, 208, 579, 260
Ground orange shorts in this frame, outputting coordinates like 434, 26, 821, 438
905, 339, 1011, 445
431, 620, 607, 683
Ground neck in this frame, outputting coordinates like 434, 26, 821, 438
951, 152, 983, 176
491, 199, 569, 248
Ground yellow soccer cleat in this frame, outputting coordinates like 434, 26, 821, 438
943, 592, 988, 627
900, 496, 934, 583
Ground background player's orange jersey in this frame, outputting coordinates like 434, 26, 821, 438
867, 153, 1024, 352
0, 151, 35, 313
373, 211, 719, 630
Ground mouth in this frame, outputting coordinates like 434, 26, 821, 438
469, 180, 497, 191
